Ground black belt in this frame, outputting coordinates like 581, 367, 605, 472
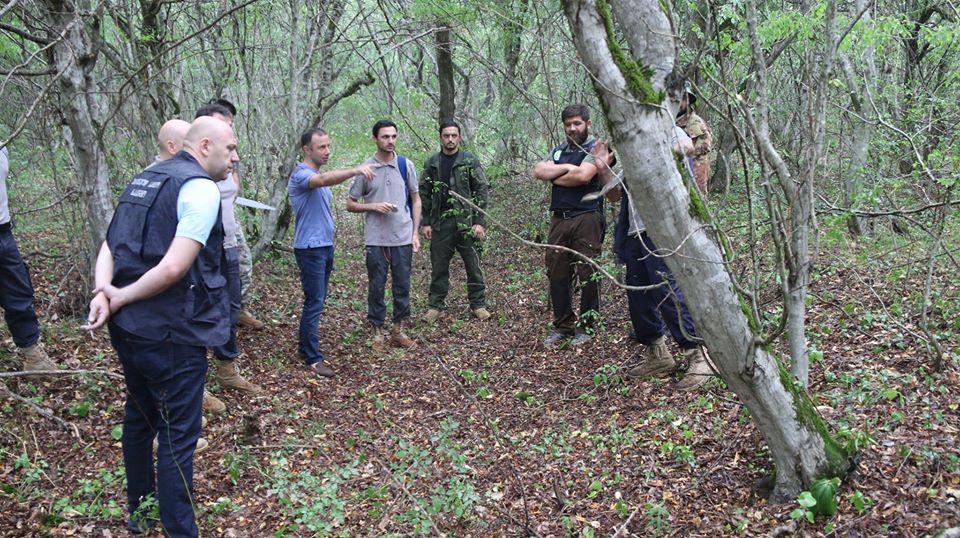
552, 209, 597, 220
0, 222, 10, 233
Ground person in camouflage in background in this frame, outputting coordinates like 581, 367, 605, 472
420, 120, 491, 324
675, 81, 713, 196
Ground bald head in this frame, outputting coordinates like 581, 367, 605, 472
156, 119, 191, 161
183, 116, 239, 181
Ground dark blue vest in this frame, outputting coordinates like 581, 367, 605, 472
106, 151, 229, 347
550, 138, 602, 212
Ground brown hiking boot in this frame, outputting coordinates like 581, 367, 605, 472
423, 309, 441, 324
472, 308, 491, 321
203, 390, 226, 413
238, 310, 265, 330
627, 336, 676, 379
214, 359, 262, 394
390, 323, 417, 349
371, 325, 386, 352
676, 347, 713, 391
20, 344, 58, 379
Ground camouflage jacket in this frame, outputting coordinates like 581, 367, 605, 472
676, 111, 713, 159
420, 150, 489, 228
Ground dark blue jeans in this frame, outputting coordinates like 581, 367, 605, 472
211, 247, 240, 360
295, 246, 334, 365
624, 231, 698, 349
365, 244, 412, 326
0, 228, 40, 348
109, 324, 205, 538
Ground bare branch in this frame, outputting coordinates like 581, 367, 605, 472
0, 381, 82, 440
0, 368, 124, 379
0, 67, 55, 76
314, 70, 375, 124
0, 0, 21, 19
0, 21, 51, 45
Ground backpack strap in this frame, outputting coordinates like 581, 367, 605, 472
397, 155, 411, 214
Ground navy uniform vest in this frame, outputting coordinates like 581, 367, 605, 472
106, 151, 229, 347
550, 138, 602, 212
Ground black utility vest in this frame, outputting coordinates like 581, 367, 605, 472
106, 151, 229, 346
550, 138, 602, 212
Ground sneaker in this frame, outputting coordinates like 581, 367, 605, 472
544, 330, 570, 347
472, 308, 491, 321
203, 390, 226, 414
19, 344, 58, 379
238, 310, 265, 330
423, 309, 441, 324
570, 330, 592, 346
371, 326, 386, 352
626, 336, 676, 378
676, 347, 713, 391
214, 359, 263, 394
307, 361, 335, 378
390, 325, 417, 349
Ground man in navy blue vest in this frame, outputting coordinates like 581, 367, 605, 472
83, 116, 238, 537
532, 104, 615, 346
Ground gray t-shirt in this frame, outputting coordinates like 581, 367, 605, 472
348, 154, 418, 247
218, 172, 239, 249
0, 147, 9, 225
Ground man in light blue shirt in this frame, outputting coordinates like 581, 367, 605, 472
82, 116, 238, 537
288, 127, 378, 378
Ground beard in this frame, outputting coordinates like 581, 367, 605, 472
567, 129, 589, 146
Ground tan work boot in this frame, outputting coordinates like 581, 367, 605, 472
203, 390, 226, 413
472, 308, 491, 321
154, 436, 209, 453
676, 347, 713, 391
371, 325, 387, 352
238, 310, 265, 330
627, 336, 676, 379
214, 359, 262, 393
390, 323, 417, 349
423, 309, 441, 324
20, 344, 58, 378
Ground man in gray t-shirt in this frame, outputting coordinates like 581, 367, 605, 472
347, 120, 421, 351
0, 146, 59, 376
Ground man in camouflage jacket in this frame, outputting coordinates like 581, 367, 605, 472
676, 85, 713, 196
420, 120, 491, 323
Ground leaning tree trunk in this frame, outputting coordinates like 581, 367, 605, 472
560, 0, 850, 501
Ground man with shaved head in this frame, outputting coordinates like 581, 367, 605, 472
156, 119, 191, 160
82, 115, 238, 536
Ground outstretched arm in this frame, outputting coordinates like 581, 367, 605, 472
309, 163, 380, 188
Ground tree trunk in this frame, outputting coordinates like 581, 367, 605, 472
41, 0, 114, 273
839, 54, 872, 237
838, 0, 877, 237
436, 25, 456, 123
560, 0, 850, 502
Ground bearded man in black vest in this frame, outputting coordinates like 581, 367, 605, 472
532, 104, 616, 347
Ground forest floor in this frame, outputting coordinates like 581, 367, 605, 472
1, 187, 959, 537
